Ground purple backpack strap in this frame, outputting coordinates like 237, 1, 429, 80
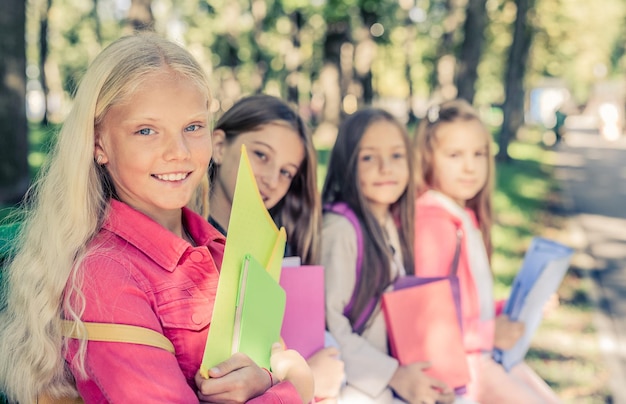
325, 202, 375, 333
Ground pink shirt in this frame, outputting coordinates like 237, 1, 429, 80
414, 192, 495, 353
65, 199, 299, 403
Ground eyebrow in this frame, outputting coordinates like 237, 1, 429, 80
359, 145, 406, 151
249, 140, 275, 152
124, 111, 208, 124
249, 140, 301, 170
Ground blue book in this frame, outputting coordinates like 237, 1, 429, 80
493, 237, 574, 371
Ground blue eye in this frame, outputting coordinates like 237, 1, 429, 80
392, 152, 406, 159
185, 124, 203, 132
254, 151, 268, 161
136, 128, 154, 136
280, 169, 295, 180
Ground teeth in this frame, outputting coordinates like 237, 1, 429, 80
154, 173, 189, 181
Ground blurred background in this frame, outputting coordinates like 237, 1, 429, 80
1, 1, 626, 401
2, 0, 626, 204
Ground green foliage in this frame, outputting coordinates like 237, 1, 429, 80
529, 0, 626, 102
25, 0, 626, 122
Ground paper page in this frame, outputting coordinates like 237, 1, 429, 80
281, 256, 302, 267
201, 145, 286, 375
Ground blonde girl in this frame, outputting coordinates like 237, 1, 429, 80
0, 34, 311, 404
413, 98, 561, 403
321, 108, 454, 404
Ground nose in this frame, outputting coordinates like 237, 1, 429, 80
380, 156, 392, 174
260, 165, 280, 190
463, 154, 475, 172
164, 132, 191, 161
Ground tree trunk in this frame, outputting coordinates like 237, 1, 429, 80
321, 18, 351, 125
0, 0, 28, 204
497, 0, 534, 162
456, 0, 487, 104
126, 0, 154, 32
404, 24, 418, 125
39, 0, 52, 125
432, 0, 462, 101
92, 0, 102, 44
286, 10, 303, 104
356, 8, 377, 106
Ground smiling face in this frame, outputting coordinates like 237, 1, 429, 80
212, 122, 305, 214
357, 119, 410, 223
431, 119, 489, 206
94, 69, 211, 227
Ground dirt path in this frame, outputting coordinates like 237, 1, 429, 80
555, 129, 626, 403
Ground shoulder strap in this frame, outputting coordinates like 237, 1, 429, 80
325, 202, 363, 276
61, 320, 175, 354
449, 228, 463, 276
324, 202, 374, 333
34, 322, 174, 404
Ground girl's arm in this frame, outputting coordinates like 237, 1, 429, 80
306, 346, 345, 400
321, 214, 399, 398
195, 347, 310, 404
66, 256, 200, 403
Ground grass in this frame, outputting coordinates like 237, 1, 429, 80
492, 136, 611, 402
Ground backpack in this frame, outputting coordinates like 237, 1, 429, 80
324, 202, 376, 334
325, 202, 462, 335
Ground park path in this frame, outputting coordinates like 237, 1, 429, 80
554, 129, 626, 403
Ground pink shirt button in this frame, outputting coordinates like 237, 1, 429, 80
189, 251, 204, 263
191, 313, 203, 325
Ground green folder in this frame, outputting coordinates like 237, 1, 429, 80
201, 145, 287, 376
232, 254, 286, 369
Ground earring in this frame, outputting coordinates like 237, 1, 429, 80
96, 155, 103, 165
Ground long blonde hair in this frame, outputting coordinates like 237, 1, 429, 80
412, 99, 495, 258
0, 33, 212, 403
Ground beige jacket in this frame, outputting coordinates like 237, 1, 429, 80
321, 213, 405, 403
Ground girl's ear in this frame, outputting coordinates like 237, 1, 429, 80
94, 134, 109, 165
212, 129, 227, 165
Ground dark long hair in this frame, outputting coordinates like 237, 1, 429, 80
209, 94, 321, 264
322, 108, 415, 330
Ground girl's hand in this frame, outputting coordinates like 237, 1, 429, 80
494, 314, 525, 350
306, 346, 345, 400
543, 293, 560, 318
389, 361, 453, 404
194, 352, 268, 403
270, 342, 315, 404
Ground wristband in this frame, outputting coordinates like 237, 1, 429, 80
262, 367, 274, 389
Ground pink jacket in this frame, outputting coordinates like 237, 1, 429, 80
414, 193, 495, 353
64, 199, 299, 403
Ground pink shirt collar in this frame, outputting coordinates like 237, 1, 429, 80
104, 199, 225, 273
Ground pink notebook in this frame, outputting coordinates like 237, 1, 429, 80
279, 265, 325, 359
381, 279, 470, 390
